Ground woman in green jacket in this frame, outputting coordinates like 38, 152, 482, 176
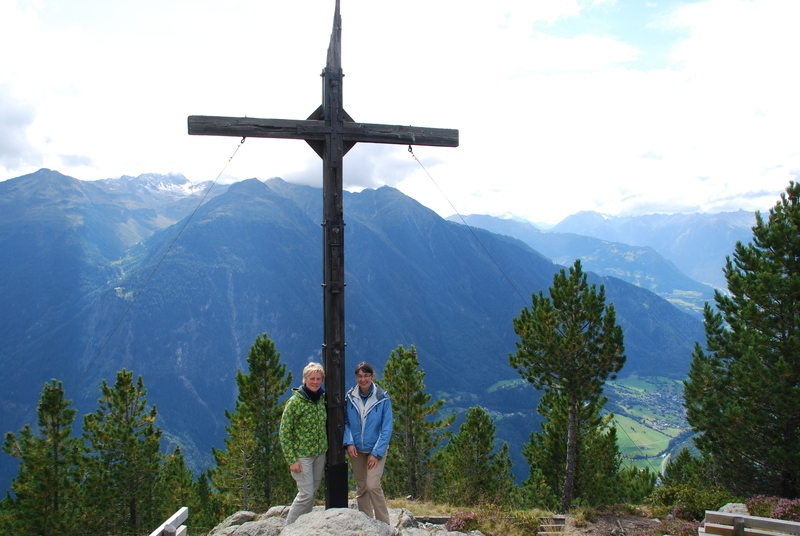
279, 362, 327, 524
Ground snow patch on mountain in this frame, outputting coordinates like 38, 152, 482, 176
106, 173, 211, 196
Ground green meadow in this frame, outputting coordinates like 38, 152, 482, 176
605, 375, 691, 470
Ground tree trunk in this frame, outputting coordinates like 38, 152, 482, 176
561, 399, 579, 512
780, 468, 797, 499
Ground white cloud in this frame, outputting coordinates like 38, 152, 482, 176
0, 0, 797, 223
0, 85, 39, 169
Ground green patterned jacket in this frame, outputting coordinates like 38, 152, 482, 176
279, 387, 327, 464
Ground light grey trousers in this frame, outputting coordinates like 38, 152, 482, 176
286, 453, 326, 524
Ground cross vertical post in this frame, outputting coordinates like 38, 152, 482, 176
319, 1, 349, 506
188, 0, 458, 508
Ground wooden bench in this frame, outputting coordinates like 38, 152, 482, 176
700, 510, 800, 536
148, 507, 188, 536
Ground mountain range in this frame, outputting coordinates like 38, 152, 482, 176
551, 210, 754, 290
0, 168, 734, 488
451, 213, 751, 317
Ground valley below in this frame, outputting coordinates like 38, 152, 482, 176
606, 376, 691, 472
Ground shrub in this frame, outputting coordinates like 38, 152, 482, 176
572, 506, 598, 526
477, 511, 542, 536
773, 499, 800, 522
746, 495, 800, 522
746, 495, 779, 517
446, 511, 479, 532
649, 485, 739, 521
504, 510, 543, 534
444, 508, 544, 536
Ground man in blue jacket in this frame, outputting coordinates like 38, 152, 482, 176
343, 361, 393, 524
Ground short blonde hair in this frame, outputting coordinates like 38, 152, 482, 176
303, 362, 325, 381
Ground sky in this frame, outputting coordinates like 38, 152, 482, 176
1, 0, 799, 225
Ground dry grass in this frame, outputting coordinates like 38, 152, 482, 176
386, 498, 553, 536
386, 497, 460, 516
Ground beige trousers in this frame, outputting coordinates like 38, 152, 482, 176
350, 451, 389, 524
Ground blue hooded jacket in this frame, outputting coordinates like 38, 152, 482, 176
343, 383, 393, 459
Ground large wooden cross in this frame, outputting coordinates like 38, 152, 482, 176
188, 0, 458, 507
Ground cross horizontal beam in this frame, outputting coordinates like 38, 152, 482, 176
188, 115, 459, 147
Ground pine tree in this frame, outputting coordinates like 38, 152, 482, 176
684, 181, 800, 498
81, 369, 163, 534
579, 421, 622, 503
2, 380, 82, 536
157, 446, 196, 520
434, 406, 514, 506
0, 494, 16, 535
510, 259, 626, 511
211, 333, 294, 511
380, 344, 454, 500
211, 410, 260, 511
522, 391, 622, 507
194, 471, 226, 533
616, 465, 658, 504
521, 465, 558, 511
660, 448, 706, 488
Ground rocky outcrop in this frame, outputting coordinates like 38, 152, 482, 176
281, 508, 393, 536
717, 503, 749, 516
205, 506, 484, 536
